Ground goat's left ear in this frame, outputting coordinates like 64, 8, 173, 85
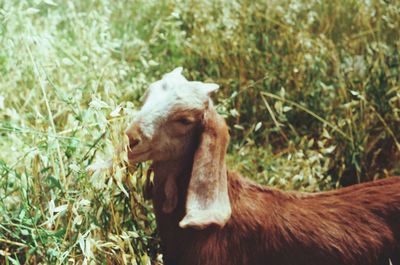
179, 105, 231, 229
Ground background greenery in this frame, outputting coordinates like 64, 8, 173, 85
0, 0, 399, 264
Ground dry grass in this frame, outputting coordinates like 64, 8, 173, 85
0, 0, 399, 264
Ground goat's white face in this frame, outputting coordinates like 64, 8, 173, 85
126, 67, 219, 163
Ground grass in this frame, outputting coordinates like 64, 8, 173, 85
0, 0, 399, 264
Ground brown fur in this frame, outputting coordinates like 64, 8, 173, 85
146, 106, 400, 265
152, 166, 400, 265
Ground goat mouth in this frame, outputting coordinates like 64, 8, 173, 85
128, 150, 151, 162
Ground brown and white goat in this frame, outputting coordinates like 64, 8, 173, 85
125, 67, 400, 265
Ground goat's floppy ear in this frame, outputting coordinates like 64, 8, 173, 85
179, 104, 231, 229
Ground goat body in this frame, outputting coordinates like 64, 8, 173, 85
153, 167, 400, 265
125, 68, 400, 265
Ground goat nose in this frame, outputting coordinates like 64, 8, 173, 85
126, 122, 143, 149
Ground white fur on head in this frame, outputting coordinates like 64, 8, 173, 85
134, 67, 219, 139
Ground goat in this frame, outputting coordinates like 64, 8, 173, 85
125, 67, 400, 265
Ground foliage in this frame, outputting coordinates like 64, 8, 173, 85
0, 0, 399, 264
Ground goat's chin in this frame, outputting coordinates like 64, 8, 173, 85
128, 151, 151, 164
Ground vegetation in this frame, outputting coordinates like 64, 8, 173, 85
0, 0, 399, 264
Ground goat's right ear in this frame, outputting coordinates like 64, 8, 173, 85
179, 106, 231, 229
189, 81, 219, 95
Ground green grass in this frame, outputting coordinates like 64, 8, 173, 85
0, 0, 399, 264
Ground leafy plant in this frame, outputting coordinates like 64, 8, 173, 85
0, 0, 398, 264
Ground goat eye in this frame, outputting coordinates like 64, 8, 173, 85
176, 117, 193, 125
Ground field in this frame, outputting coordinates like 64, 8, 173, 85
0, 0, 399, 264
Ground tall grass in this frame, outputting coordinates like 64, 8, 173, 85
0, 0, 399, 264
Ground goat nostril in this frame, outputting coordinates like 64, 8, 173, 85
129, 138, 140, 149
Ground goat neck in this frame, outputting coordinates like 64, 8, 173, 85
151, 154, 194, 215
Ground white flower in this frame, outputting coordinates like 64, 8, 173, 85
89, 97, 110, 110
86, 159, 112, 174
0, 95, 4, 109
69, 163, 80, 172
42, 196, 69, 228
110, 105, 122, 117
